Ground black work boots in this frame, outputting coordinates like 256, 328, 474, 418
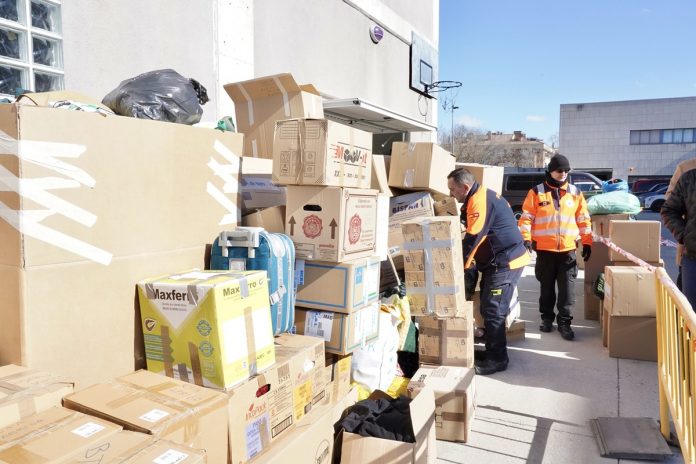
558, 325, 575, 340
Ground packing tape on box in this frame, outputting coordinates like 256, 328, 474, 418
402, 222, 459, 315
0, 409, 89, 457
272, 76, 291, 118
236, 82, 255, 127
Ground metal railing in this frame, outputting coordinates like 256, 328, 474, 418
656, 267, 696, 463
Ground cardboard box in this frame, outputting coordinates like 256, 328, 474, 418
455, 162, 505, 195
0, 364, 74, 428
506, 319, 526, 342
338, 386, 437, 464
371, 154, 393, 196
388, 191, 435, 256
224, 73, 324, 158
388, 142, 454, 196
242, 206, 286, 233
609, 220, 661, 262
584, 282, 601, 321
273, 119, 372, 188
294, 303, 380, 355
583, 241, 611, 285
408, 366, 476, 442
433, 196, 461, 217
0, 406, 121, 463
296, 256, 380, 313
226, 333, 327, 464
324, 354, 352, 403
0, 104, 244, 388
608, 316, 657, 362
63, 370, 228, 464
65, 431, 206, 464
591, 213, 631, 237
137, 269, 275, 390
402, 216, 468, 318
375, 193, 390, 260
604, 266, 656, 317
417, 316, 474, 367
286, 186, 378, 262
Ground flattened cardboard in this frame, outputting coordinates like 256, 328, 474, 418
608, 316, 657, 362
273, 119, 372, 188
388, 142, 454, 196
242, 206, 286, 233
0, 406, 121, 463
0, 364, 74, 428
294, 303, 380, 355
455, 162, 504, 195
417, 317, 474, 367
224, 73, 324, 158
295, 256, 381, 313
137, 270, 275, 390
0, 104, 243, 388
608, 220, 661, 262
604, 266, 656, 317
408, 366, 476, 442
62, 370, 228, 464
285, 186, 378, 262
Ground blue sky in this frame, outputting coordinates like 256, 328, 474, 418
438, 1, 696, 145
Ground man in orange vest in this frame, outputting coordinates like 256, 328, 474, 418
448, 168, 530, 375
518, 154, 592, 340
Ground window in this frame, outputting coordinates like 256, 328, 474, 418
630, 128, 696, 145
0, 0, 63, 96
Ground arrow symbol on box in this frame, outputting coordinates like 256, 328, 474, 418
289, 216, 296, 235
330, 219, 338, 239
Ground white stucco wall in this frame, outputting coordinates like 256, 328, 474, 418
560, 97, 696, 179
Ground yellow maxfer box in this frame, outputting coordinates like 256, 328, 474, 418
137, 269, 275, 390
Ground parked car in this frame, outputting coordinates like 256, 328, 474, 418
644, 193, 666, 212
502, 171, 604, 220
637, 184, 668, 204
631, 178, 670, 195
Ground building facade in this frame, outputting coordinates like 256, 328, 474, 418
560, 97, 696, 180
0, 0, 438, 145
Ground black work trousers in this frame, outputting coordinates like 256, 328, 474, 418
535, 250, 577, 326
479, 266, 524, 362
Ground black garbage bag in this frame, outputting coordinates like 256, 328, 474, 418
102, 69, 208, 125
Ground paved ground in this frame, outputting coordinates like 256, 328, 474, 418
436, 212, 685, 463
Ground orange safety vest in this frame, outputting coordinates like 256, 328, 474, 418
518, 181, 592, 252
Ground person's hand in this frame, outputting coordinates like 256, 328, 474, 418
582, 244, 592, 262
524, 240, 533, 253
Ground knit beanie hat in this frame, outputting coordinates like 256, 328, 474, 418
547, 154, 571, 172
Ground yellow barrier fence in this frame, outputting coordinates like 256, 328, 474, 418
655, 267, 696, 463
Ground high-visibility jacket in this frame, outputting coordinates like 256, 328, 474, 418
461, 182, 530, 271
518, 181, 592, 252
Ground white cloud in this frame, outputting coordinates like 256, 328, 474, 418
457, 115, 482, 128
526, 115, 545, 122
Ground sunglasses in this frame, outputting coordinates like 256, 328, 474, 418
555, 169, 571, 174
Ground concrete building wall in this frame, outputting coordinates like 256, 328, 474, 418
560, 97, 696, 179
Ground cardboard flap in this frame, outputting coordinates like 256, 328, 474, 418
408, 384, 436, 435
17, 91, 111, 112
299, 84, 321, 96
224, 73, 302, 102
341, 432, 413, 464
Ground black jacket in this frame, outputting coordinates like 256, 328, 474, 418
662, 169, 696, 258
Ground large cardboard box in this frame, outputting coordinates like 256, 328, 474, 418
226, 334, 327, 464
402, 216, 468, 318
0, 364, 74, 428
64, 431, 206, 464
294, 303, 380, 355
242, 206, 286, 233
339, 386, 437, 464
286, 186, 378, 262
296, 256, 380, 313
137, 270, 275, 390
388, 191, 435, 256
417, 316, 474, 367
408, 366, 476, 442
371, 154, 393, 196
584, 282, 601, 321
0, 407, 121, 463
0, 104, 244, 388
224, 73, 324, 158
63, 370, 228, 464
324, 354, 352, 403
583, 241, 611, 285
388, 142, 454, 196
591, 213, 631, 237
604, 266, 656, 317
455, 162, 504, 194
608, 316, 657, 362
273, 119, 372, 188
608, 220, 661, 262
